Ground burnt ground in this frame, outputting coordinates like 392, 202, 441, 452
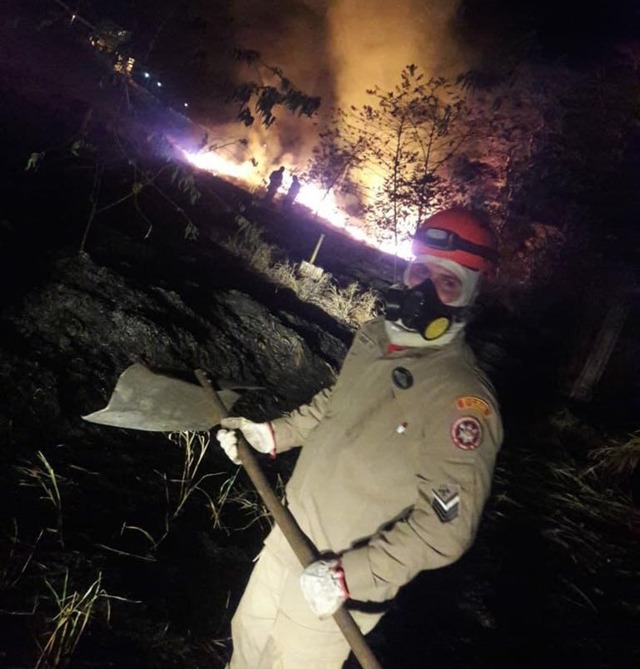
1, 8, 640, 669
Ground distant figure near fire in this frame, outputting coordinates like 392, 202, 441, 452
264, 166, 284, 203
282, 175, 301, 211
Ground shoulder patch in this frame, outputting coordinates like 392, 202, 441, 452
451, 416, 483, 450
456, 396, 492, 416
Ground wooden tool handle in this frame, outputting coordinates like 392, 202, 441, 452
195, 370, 383, 669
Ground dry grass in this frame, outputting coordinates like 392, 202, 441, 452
540, 461, 634, 571
489, 420, 640, 583
16, 451, 64, 546
36, 571, 105, 669
165, 431, 242, 532
226, 474, 287, 532
223, 218, 381, 328
321, 281, 381, 326
168, 430, 213, 519
0, 520, 44, 592
587, 430, 640, 480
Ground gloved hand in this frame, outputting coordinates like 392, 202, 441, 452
300, 558, 349, 619
216, 417, 276, 465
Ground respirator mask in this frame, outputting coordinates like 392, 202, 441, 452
384, 279, 467, 341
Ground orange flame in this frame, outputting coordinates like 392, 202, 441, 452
181, 148, 413, 259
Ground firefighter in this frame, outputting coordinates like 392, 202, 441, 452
282, 175, 301, 211
265, 166, 285, 203
217, 207, 504, 668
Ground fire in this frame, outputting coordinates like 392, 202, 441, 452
182, 150, 259, 183
180, 148, 414, 260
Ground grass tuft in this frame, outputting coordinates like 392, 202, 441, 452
223, 218, 381, 327
16, 452, 64, 546
36, 571, 105, 669
587, 430, 640, 480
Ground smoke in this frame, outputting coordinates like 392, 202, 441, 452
225, 1, 468, 178
325, 0, 467, 108
221, 0, 331, 175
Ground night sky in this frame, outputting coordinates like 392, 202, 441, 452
91, 0, 640, 62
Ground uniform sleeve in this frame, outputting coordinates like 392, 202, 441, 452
341, 405, 501, 603
270, 386, 334, 453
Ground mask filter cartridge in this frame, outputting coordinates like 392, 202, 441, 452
384, 280, 465, 341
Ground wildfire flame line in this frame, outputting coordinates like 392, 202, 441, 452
181, 148, 414, 259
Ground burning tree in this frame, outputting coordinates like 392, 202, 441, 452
306, 66, 471, 248
303, 63, 574, 262
302, 108, 369, 217
360, 66, 470, 245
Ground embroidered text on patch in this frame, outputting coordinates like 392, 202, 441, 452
451, 416, 483, 450
455, 396, 491, 416
432, 484, 460, 523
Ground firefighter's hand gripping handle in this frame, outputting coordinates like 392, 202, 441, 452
195, 370, 383, 669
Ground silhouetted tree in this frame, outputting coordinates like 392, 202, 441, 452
307, 66, 470, 248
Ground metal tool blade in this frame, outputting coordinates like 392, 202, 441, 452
82, 363, 238, 432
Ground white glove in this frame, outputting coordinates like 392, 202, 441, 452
216, 417, 275, 464
300, 558, 349, 619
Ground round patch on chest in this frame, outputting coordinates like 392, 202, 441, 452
392, 366, 413, 389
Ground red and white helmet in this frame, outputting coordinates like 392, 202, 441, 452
412, 208, 498, 276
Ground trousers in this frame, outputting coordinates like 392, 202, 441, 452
227, 527, 382, 669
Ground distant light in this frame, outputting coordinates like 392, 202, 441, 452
156, 81, 162, 88
183, 102, 189, 108
143, 72, 150, 79
71, 14, 76, 23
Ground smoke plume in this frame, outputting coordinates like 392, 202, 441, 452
227, 1, 468, 177
325, 0, 466, 107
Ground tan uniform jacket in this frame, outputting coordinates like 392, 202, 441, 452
269, 318, 503, 605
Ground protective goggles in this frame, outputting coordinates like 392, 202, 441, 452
415, 227, 498, 262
